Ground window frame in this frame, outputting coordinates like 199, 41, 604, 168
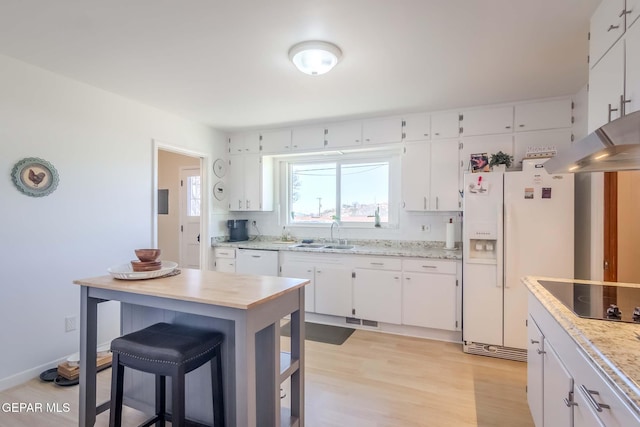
280, 150, 400, 228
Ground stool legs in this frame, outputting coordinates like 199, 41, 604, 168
211, 346, 225, 427
109, 353, 125, 427
155, 375, 166, 427
171, 366, 186, 427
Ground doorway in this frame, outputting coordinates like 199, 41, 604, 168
157, 148, 203, 268
603, 170, 640, 283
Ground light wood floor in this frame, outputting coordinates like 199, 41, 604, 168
0, 330, 534, 427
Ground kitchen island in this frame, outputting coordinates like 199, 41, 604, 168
524, 276, 640, 426
74, 268, 309, 427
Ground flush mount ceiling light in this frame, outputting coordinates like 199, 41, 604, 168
288, 41, 342, 76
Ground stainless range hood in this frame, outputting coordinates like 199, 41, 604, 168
544, 110, 640, 173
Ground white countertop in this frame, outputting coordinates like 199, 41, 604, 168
212, 238, 462, 260
523, 276, 640, 413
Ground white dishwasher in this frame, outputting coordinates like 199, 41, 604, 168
235, 249, 279, 276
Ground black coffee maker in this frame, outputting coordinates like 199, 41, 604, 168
227, 219, 249, 242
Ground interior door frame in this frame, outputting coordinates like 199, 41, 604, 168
152, 139, 209, 269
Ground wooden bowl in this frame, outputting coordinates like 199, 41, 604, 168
134, 249, 161, 262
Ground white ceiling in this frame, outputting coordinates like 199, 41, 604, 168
0, 0, 601, 132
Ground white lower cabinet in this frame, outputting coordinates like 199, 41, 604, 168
280, 261, 316, 313
353, 257, 402, 324
213, 248, 236, 273
528, 292, 640, 427
314, 266, 352, 317
401, 259, 459, 331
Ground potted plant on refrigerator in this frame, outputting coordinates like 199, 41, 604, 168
489, 151, 514, 172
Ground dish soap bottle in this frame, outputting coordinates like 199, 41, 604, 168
374, 205, 381, 228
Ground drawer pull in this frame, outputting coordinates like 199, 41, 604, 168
536, 349, 545, 355
422, 265, 437, 269
251, 255, 262, 258
579, 385, 611, 412
607, 24, 620, 32
370, 262, 384, 266
530, 339, 540, 344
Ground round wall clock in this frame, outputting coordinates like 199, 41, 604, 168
11, 157, 60, 197
213, 181, 226, 201
213, 158, 226, 178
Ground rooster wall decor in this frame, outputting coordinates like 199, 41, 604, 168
11, 157, 59, 197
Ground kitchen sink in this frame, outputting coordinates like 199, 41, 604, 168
290, 243, 326, 249
323, 245, 355, 250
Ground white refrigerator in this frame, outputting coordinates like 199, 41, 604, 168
462, 159, 574, 360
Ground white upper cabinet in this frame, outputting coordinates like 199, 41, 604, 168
430, 139, 460, 211
431, 111, 460, 139
402, 112, 431, 141
514, 98, 573, 132
628, 0, 640, 29
362, 116, 403, 145
626, 17, 640, 114
588, 40, 624, 131
291, 125, 326, 151
259, 129, 292, 154
324, 121, 362, 148
460, 106, 514, 136
228, 132, 260, 154
227, 154, 273, 211
589, 0, 625, 68
401, 142, 430, 211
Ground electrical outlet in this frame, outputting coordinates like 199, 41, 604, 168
65, 316, 77, 332
421, 224, 431, 232
251, 220, 257, 226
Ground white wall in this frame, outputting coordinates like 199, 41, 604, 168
0, 53, 226, 390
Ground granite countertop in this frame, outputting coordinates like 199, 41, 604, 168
523, 276, 640, 413
212, 237, 462, 260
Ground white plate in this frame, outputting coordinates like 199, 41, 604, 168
108, 261, 178, 280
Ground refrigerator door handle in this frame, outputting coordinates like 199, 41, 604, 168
496, 203, 504, 288
503, 203, 513, 288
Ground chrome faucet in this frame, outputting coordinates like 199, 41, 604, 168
330, 220, 340, 243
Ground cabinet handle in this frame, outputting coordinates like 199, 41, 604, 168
405, 277, 412, 280
579, 385, 611, 412
422, 265, 437, 269
519, 124, 525, 128
536, 349, 546, 355
619, 9, 631, 17
563, 397, 578, 407
370, 262, 384, 266
530, 339, 539, 344
621, 94, 631, 116
607, 24, 620, 32
608, 103, 619, 123
246, 200, 251, 209
251, 255, 262, 258
436, 196, 439, 210
238, 200, 242, 209
505, 126, 511, 129
423, 196, 427, 210
317, 270, 322, 273
435, 132, 440, 136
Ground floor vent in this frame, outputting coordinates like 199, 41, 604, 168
463, 342, 527, 362
362, 319, 378, 327
345, 317, 361, 325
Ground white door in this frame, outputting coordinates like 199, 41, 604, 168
179, 167, 201, 269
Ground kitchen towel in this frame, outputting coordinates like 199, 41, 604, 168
445, 221, 455, 249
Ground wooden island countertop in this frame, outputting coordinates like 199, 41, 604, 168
74, 268, 309, 427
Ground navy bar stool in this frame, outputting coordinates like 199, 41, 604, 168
109, 322, 225, 427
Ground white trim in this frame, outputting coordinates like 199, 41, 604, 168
152, 139, 210, 270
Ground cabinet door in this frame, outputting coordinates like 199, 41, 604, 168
353, 269, 402, 324
260, 129, 292, 154
227, 155, 245, 210
229, 132, 260, 154
588, 40, 625, 132
461, 106, 514, 136
573, 384, 607, 427
401, 142, 430, 211
514, 99, 573, 132
215, 259, 236, 273
280, 262, 316, 313
543, 343, 574, 427
244, 154, 262, 211
403, 112, 430, 141
402, 272, 457, 330
626, 20, 640, 115
431, 112, 460, 139
362, 116, 403, 145
324, 121, 362, 148
589, 0, 625, 68
527, 316, 544, 427
430, 139, 460, 211
513, 129, 573, 169
291, 126, 326, 151
314, 267, 352, 317
628, 0, 640, 30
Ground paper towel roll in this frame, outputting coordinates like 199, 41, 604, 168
445, 222, 455, 249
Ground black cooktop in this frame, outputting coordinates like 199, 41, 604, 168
539, 280, 640, 323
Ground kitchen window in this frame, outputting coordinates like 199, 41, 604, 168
286, 156, 395, 226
